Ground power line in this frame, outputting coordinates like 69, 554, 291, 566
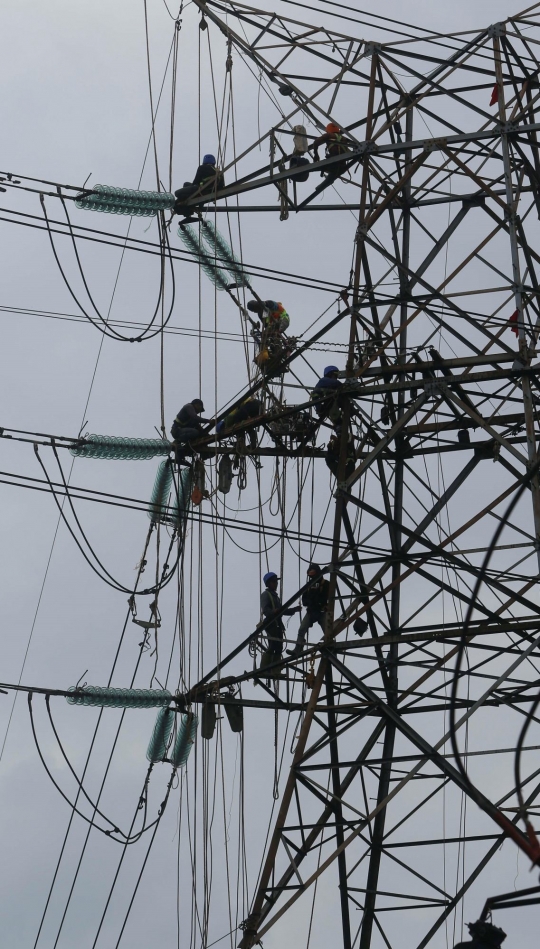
0, 463, 344, 548
0, 204, 344, 293
0, 303, 360, 349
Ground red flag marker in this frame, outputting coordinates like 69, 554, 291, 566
509, 309, 519, 336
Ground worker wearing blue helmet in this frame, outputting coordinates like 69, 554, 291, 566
174, 153, 225, 213
259, 571, 300, 669
311, 365, 343, 421
192, 153, 225, 194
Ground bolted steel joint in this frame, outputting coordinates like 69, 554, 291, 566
504, 209, 519, 226
488, 22, 506, 37
498, 120, 519, 134
363, 41, 382, 56
353, 140, 378, 158
424, 379, 448, 398
423, 137, 448, 153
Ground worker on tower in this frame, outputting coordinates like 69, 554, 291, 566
311, 366, 343, 424
171, 398, 209, 458
192, 154, 225, 195
247, 299, 292, 372
247, 299, 290, 334
325, 431, 356, 479
216, 397, 263, 447
453, 919, 506, 949
311, 123, 352, 173
259, 571, 300, 670
287, 563, 329, 658
295, 123, 354, 210
174, 154, 225, 213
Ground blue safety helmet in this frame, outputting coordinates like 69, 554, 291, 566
324, 365, 339, 377
263, 571, 280, 585
203, 154, 216, 165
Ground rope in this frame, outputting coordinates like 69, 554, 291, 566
143, 0, 161, 191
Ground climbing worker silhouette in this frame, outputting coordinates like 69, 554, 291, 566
311, 123, 352, 172
171, 398, 209, 459
297, 123, 354, 210
248, 299, 292, 373
192, 154, 225, 194
325, 431, 356, 479
174, 154, 225, 213
287, 563, 329, 658
311, 365, 343, 425
259, 571, 300, 670
452, 919, 506, 949
215, 398, 262, 447
247, 299, 290, 333
312, 365, 342, 408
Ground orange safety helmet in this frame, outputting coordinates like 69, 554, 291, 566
326, 122, 341, 134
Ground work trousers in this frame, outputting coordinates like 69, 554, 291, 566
260, 621, 285, 669
174, 426, 201, 443
294, 610, 325, 651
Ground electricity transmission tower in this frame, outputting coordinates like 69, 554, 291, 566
175, 4, 540, 947
4, 2, 540, 946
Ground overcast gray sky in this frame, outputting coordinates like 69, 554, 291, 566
0, 1, 539, 948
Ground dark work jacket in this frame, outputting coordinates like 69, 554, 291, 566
171, 403, 212, 441
193, 164, 225, 194
313, 376, 342, 394
261, 588, 297, 625
302, 578, 329, 613
312, 376, 342, 418
175, 403, 204, 432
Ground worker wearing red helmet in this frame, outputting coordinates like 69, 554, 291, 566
310, 122, 352, 165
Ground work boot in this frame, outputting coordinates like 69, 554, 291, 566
174, 442, 186, 465
286, 643, 303, 658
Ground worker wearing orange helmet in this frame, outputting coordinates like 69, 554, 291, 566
310, 122, 352, 165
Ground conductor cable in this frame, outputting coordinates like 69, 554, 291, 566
28, 693, 158, 843
449, 455, 540, 863
42, 194, 177, 342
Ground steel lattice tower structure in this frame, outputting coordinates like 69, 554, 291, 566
173, 3, 540, 947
